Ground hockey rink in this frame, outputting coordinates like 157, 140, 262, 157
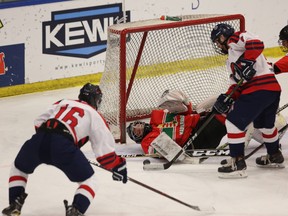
1, 74, 288, 216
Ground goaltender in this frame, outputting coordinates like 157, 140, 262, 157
127, 89, 227, 154
127, 89, 286, 157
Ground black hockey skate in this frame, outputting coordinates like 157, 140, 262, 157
218, 157, 247, 179
2, 192, 28, 216
64, 200, 84, 216
256, 150, 285, 168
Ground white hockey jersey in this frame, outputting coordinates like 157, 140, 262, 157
34, 99, 116, 162
226, 31, 281, 97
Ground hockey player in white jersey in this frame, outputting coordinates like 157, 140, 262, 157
2, 83, 128, 216
210, 23, 284, 178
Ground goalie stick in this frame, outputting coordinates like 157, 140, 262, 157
119, 149, 230, 158
88, 159, 214, 212
119, 136, 231, 159
185, 148, 230, 157
143, 78, 244, 171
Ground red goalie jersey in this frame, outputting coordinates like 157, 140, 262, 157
141, 108, 200, 154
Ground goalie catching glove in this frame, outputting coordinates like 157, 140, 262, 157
157, 89, 191, 114
112, 157, 128, 183
213, 94, 234, 114
232, 58, 256, 81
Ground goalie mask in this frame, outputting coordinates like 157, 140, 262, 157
278, 25, 288, 52
78, 83, 102, 110
127, 121, 152, 143
211, 23, 234, 54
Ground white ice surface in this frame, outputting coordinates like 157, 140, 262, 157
1, 73, 288, 216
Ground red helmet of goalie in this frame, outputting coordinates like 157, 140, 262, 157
211, 23, 235, 54
126, 121, 152, 143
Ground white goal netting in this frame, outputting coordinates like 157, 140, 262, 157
99, 14, 245, 142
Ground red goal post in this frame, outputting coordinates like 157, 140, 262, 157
99, 14, 245, 143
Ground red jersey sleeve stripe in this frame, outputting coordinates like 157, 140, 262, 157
228, 32, 241, 44
97, 152, 117, 166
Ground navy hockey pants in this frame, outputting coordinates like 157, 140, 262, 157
14, 130, 94, 182
227, 90, 281, 131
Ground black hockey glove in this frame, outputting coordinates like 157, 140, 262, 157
232, 59, 256, 81
213, 94, 234, 114
112, 157, 128, 184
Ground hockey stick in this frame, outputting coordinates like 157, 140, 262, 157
201, 103, 288, 157
119, 153, 161, 158
244, 123, 288, 160
143, 78, 244, 171
195, 102, 288, 161
88, 159, 214, 212
219, 123, 288, 166
277, 102, 288, 113
187, 122, 287, 161
181, 123, 287, 164
185, 148, 230, 157
120, 149, 230, 158
244, 103, 288, 159
204, 102, 288, 155
127, 103, 288, 160
187, 125, 286, 161
125, 122, 286, 165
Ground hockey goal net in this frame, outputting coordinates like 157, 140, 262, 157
99, 14, 245, 143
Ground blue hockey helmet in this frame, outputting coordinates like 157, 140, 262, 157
211, 23, 235, 54
211, 23, 235, 42
78, 83, 102, 110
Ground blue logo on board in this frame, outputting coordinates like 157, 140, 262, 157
42, 3, 130, 58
